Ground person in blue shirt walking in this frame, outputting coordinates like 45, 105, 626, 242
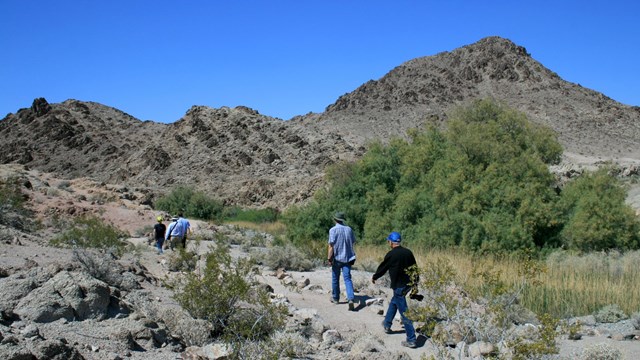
165, 216, 183, 250
327, 211, 357, 311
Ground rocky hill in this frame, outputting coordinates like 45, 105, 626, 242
1, 36, 639, 209
298, 36, 640, 163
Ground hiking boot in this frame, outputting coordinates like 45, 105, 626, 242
348, 301, 355, 311
382, 321, 392, 334
401, 340, 417, 349
330, 298, 339, 304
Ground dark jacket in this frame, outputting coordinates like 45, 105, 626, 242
372, 246, 417, 289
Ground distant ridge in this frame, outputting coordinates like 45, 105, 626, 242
1, 36, 639, 208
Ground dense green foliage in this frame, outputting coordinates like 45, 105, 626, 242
558, 168, 640, 251
155, 186, 224, 221
50, 216, 127, 255
284, 99, 640, 253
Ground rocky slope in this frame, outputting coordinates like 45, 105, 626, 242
1, 36, 639, 209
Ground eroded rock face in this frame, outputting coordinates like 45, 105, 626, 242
13, 271, 111, 323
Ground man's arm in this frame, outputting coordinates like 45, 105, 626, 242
327, 244, 334, 265
371, 253, 391, 283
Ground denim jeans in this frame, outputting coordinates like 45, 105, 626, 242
155, 238, 164, 254
383, 286, 416, 343
331, 260, 354, 302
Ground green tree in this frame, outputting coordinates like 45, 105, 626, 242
284, 99, 640, 254
558, 168, 640, 251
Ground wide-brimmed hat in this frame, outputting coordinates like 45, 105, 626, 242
171, 216, 179, 221
333, 211, 346, 222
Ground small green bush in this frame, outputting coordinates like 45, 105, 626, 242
0, 176, 32, 231
594, 304, 628, 323
261, 244, 315, 271
155, 186, 223, 221
580, 343, 623, 360
173, 240, 287, 340
50, 216, 127, 255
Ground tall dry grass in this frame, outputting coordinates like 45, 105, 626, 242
355, 244, 640, 318
226, 220, 287, 238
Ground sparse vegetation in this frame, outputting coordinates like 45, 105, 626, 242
173, 239, 287, 341
0, 176, 33, 231
261, 243, 315, 271
50, 215, 128, 255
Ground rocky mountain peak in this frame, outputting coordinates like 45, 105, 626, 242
1, 36, 639, 209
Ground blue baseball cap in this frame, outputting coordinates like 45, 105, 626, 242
387, 232, 402, 242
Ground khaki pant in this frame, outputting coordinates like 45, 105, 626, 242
169, 235, 185, 250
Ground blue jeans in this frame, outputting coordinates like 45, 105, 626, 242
383, 286, 416, 343
156, 238, 164, 254
331, 260, 354, 302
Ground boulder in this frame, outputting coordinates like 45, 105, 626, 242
14, 271, 111, 323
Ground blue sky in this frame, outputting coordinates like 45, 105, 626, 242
1, 1, 638, 123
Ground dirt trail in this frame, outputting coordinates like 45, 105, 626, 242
126, 235, 640, 359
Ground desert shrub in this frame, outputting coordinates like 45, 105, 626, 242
594, 304, 628, 323
50, 216, 127, 255
72, 249, 125, 287
57, 180, 72, 191
0, 176, 32, 231
173, 240, 287, 340
580, 343, 623, 360
166, 248, 199, 272
261, 244, 314, 271
234, 331, 311, 360
155, 186, 223, 221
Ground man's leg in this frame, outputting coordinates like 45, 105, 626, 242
341, 264, 355, 302
331, 262, 341, 302
383, 291, 398, 330
396, 288, 417, 343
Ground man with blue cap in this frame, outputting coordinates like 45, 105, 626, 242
372, 231, 418, 348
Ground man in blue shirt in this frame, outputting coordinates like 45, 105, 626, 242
327, 211, 357, 310
165, 216, 183, 250
176, 212, 191, 249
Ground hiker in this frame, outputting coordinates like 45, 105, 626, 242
176, 212, 191, 249
372, 231, 418, 349
153, 216, 166, 254
327, 211, 357, 311
165, 216, 183, 250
